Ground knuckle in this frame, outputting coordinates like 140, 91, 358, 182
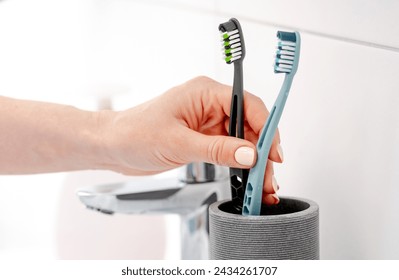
194, 75, 211, 83
207, 138, 229, 166
254, 95, 263, 104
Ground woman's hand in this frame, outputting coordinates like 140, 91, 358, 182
0, 76, 282, 203
99, 76, 283, 204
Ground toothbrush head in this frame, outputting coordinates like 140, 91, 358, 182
219, 18, 246, 64
274, 31, 301, 75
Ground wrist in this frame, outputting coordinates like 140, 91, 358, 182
87, 109, 118, 171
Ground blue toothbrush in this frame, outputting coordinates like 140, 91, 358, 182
242, 31, 301, 216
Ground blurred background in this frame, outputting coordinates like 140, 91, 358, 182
0, 0, 399, 259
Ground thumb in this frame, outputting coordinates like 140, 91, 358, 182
182, 129, 256, 168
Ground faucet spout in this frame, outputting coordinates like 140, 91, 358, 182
76, 163, 230, 259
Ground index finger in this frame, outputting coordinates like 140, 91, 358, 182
210, 79, 282, 162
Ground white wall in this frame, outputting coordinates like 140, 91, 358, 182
0, 0, 398, 259
211, 0, 399, 259
0, 0, 91, 260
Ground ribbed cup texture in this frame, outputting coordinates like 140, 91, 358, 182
209, 197, 319, 260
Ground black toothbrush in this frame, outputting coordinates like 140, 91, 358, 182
218, 18, 248, 213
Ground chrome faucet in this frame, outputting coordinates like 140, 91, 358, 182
77, 163, 230, 259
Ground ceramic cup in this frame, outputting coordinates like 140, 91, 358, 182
209, 197, 319, 260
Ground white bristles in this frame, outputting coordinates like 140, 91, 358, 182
231, 51, 242, 57
226, 29, 239, 36
222, 47, 242, 54
279, 54, 294, 60
222, 55, 242, 62
220, 27, 244, 63
279, 40, 296, 47
279, 45, 296, 51
229, 33, 240, 40
229, 38, 241, 45
277, 58, 293, 65
230, 56, 241, 62
230, 42, 241, 49
274, 33, 298, 73
220, 29, 239, 41
275, 67, 291, 73
278, 50, 295, 56
221, 51, 241, 57
278, 64, 292, 69
275, 43, 296, 73
231, 47, 242, 53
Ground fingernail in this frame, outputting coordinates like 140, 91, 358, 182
277, 144, 284, 162
272, 175, 278, 193
234, 147, 255, 166
272, 193, 280, 204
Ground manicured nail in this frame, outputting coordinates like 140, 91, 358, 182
234, 147, 255, 166
277, 144, 284, 162
272, 175, 278, 193
272, 193, 280, 204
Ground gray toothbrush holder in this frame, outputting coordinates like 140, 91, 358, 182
209, 197, 319, 260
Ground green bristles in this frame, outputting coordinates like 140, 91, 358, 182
220, 29, 242, 64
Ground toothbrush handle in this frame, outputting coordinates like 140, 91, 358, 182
229, 60, 248, 212
242, 76, 293, 215
231, 60, 244, 139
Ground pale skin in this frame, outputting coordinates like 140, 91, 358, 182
0, 76, 282, 204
